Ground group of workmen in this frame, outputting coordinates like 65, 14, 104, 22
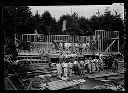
103, 55, 118, 71
56, 55, 118, 79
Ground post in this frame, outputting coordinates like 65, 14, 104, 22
14, 33, 16, 47
107, 31, 109, 53
72, 36, 74, 54
108, 31, 110, 53
26, 34, 28, 41
27, 34, 29, 42
22, 34, 23, 41
103, 31, 105, 52
101, 31, 103, 52
29, 34, 31, 42
105, 31, 107, 53
34, 35, 35, 42
100, 31, 101, 53
109, 31, 111, 53
49, 35, 50, 43
96, 31, 99, 53
47, 35, 48, 53
118, 31, 119, 53
106, 31, 108, 53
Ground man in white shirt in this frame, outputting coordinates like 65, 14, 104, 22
92, 58, 96, 73
68, 59, 73, 77
94, 57, 99, 72
62, 61, 68, 78
56, 62, 62, 78
85, 58, 90, 73
84, 58, 88, 72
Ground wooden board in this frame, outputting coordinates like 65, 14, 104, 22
46, 79, 82, 90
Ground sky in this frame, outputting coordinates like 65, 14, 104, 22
29, 3, 124, 21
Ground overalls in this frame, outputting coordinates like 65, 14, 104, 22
79, 61, 85, 75
88, 60, 92, 74
56, 63, 62, 78
68, 62, 73, 77
63, 63, 68, 77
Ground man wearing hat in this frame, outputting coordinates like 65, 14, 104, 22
68, 59, 73, 77
62, 61, 68, 78
73, 58, 79, 76
94, 56, 99, 72
56, 62, 62, 78
84, 57, 88, 73
79, 58, 85, 75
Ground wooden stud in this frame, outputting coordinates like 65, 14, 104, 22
118, 31, 119, 53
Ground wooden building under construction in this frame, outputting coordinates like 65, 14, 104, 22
14, 30, 120, 71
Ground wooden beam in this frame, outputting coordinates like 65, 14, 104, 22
105, 38, 117, 52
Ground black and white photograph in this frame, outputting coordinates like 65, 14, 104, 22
3, 3, 125, 91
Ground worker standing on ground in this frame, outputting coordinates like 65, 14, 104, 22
112, 59, 118, 71
84, 57, 88, 73
103, 57, 107, 70
87, 58, 90, 73
115, 59, 118, 70
94, 57, 99, 72
92, 58, 96, 73
99, 58, 104, 71
68, 59, 73, 77
88, 57, 92, 74
79, 58, 85, 76
77, 60, 81, 76
63, 61, 68, 78
99, 54, 104, 71
73, 58, 79, 76
108, 56, 112, 71
49, 61, 52, 68
56, 62, 62, 79
61, 60, 65, 77
109, 55, 114, 71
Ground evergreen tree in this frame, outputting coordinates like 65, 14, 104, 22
3, 6, 33, 39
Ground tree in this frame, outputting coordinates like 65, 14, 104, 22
3, 6, 33, 39
77, 17, 92, 35
90, 15, 100, 33
57, 12, 81, 35
3, 6, 32, 77
4, 39, 18, 61
31, 11, 41, 33
37, 11, 59, 35
89, 8, 124, 53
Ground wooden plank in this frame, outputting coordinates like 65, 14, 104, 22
48, 83, 62, 89
4, 78, 17, 90
50, 85, 64, 89
48, 81, 77, 90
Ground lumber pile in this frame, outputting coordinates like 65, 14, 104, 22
40, 79, 86, 90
